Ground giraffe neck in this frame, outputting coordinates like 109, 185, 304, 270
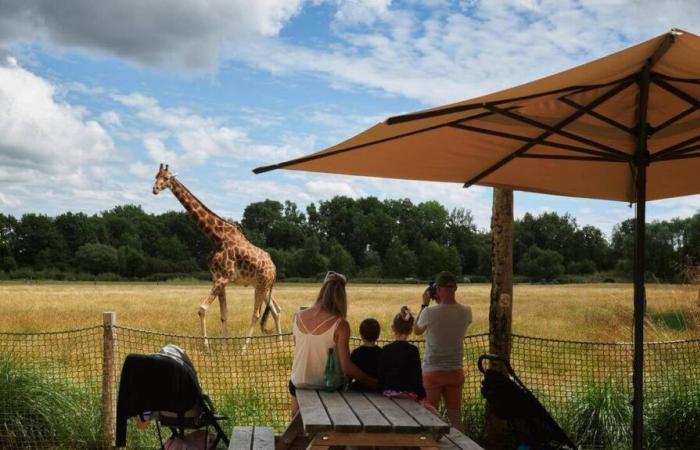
169, 178, 240, 244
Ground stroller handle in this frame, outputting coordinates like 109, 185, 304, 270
477, 353, 514, 374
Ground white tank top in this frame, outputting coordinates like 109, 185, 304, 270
290, 313, 341, 388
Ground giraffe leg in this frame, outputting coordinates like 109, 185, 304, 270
243, 285, 266, 352
218, 286, 228, 337
199, 279, 225, 351
269, 296, 283, 343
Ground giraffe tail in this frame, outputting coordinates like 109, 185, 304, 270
260, 286, 275, 334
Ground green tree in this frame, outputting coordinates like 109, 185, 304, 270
118, 246, 146, 277
75, 243, 119, 274
517, 245, 565, 281
328, 242, 355, 276
14, 214, 68, 268
54, 212, 98, 255
242, 200, 284, 246
383, 240, 418, 278
417, 240, 461, 278
294, 237, 328, 278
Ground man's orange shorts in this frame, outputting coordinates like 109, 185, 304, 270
422, 369, 465, 410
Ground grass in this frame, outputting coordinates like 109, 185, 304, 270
563, 380, 631, 449
1, 281, 699, 449
0, 354, 100, 449
0, 281, 699, 342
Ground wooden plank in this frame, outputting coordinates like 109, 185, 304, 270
341, 391, 391, 432
278, 411, 302, 449
441, 427, 485, 450
364, 392, 420, 432
311, 430, 439, 448
296, 389, 332, 432
394, 398, 450, 434
229, 426, 253, 450
252, 427, 275, 450
318, 391, 362, 432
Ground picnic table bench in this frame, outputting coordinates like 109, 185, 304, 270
278, 388, 484, 450
229, 426, 275, 450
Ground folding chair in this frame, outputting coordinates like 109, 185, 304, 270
478, 354, 577, 450
116, 344, 229, 449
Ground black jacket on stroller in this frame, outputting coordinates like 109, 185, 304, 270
479, 354, 577, 450
115, 344, 228, 448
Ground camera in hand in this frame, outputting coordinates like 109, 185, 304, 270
427, 281, 438, 300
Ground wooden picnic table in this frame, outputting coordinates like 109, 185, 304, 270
278, 388, 484, 450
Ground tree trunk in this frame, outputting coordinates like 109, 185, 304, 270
484, 188, 514, 450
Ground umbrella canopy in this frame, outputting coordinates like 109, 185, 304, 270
255, 29, 700, 449
256, 29, 700, 202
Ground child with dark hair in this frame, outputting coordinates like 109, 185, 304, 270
350, 318, 382, 391
379, 306, 426, 399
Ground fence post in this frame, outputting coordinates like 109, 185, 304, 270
101, 312, 117, 449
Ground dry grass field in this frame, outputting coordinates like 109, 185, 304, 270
0, 281, 698, 342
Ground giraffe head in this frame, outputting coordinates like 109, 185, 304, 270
152, 163, 174, 195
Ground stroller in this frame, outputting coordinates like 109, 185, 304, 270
116, 344, 229, 449
478, 354, 577, 450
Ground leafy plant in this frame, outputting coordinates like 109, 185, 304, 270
0, 354, 100, 449
564, 380, 631, 449
646, 379, 700, 449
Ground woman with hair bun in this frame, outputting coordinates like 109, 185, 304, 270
379, 306, 426, 400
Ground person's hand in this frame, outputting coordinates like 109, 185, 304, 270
422, 288, 431, 306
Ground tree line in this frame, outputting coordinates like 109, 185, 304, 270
1, 197, 699, 282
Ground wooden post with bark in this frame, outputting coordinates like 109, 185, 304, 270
484, 188, 514, 450
101, 312, 117, 449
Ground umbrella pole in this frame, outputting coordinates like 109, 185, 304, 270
632, 161, 646, 450
632, 58, 652, 450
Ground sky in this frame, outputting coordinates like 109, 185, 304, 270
2, 0, 700, 237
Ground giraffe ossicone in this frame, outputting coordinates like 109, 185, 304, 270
153, 164, 281, 350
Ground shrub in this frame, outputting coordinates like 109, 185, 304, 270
646, 378, 700, 449
0, 354, 100, 449
75, 243, 119, 274
564, 380, 631, 449
517, 246, 565, 281
567, 259, 596, 275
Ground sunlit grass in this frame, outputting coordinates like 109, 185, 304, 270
0, 281, 698, 341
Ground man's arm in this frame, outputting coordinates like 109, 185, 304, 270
413, 289, 430, 335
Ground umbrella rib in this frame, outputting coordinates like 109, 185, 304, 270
648, 77, 700, 133
651, 105, 699, 135
252, 109, 510, 174
654, 143, 700, 161
385, 75, 636, 125
651, 134, 700, 161
483, 80, 633, 160
518, 154, 625, 162
658, 151, 700, 161
652, 77, 700, 106
558, 97, 635, 136
449, 123, 625, 160
652, 73, 700, 85
463, 81, 634, 188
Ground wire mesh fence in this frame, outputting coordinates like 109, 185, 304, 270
0, 321, 699, 449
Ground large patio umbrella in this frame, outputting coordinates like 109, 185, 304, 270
254, 29, 700, 449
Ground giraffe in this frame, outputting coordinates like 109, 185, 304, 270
152, 164, 281, 349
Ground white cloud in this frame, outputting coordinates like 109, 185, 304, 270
0, 0, 306, 72
232, 1, 700, 105
0, 61, 113, 174
99, 111, 121, 126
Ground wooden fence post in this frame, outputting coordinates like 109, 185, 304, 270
101, 312, 117, 449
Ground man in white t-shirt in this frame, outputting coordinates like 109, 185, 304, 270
413, 271, 472, 432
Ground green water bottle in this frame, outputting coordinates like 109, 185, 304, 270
324, 348, 337, 392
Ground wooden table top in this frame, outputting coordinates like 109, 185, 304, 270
296, 389, 450, 435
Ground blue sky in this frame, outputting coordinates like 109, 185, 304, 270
2, 0, 700, 237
